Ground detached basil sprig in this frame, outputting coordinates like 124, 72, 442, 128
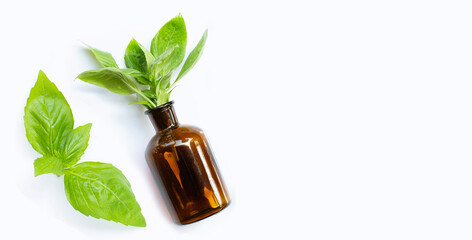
24, 71, 146, 227
77, 13, 208, 109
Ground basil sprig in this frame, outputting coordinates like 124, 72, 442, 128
77, 13, 208, 108
24, 71, 146, 227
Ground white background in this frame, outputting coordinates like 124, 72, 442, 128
1, 0, 472, 239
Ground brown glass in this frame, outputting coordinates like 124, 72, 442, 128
145, 101, 230, 224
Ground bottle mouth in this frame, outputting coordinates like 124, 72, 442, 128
145, 101, 174, 115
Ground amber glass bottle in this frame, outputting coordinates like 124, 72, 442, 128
145, 101, 230, 224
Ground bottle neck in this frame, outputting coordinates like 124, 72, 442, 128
146, 101, 179, 132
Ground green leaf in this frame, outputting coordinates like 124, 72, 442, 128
119, 68, 150, 85
124, 39, 155, 74
77, 68, 140, 95
175, 29, 208, 82
149, 45, 178, 84
156, 89, 170, 106
64, 162, 146, 227
34, 156, 64, 177
85, 44, 119, 68
150, 13, 187, 74
60, 123, 92, 167
158, 72, 172, 90
129, 100, 154, 109
25, 71, 145, 227
131, 91, 157, 109
130, 90, 156, 109
25, 70, 74, 156
25, 71, 93, 176
141, 89, 155, 99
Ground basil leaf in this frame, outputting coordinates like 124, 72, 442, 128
119, 68, 151, 85
25, 71, 146, 226
124, 39, 154, 74
85, 44, 119, 68
141, 89, 155, 99
130, 90, 156, 109
25, 71, 93, 176
34, 156, 63, 177
64, 162, 146, 227
24, 70, 74, 156
129, 100, 154, 109
150, 13, 187, 74
77, 68, 140, 95
60, 123, 92, 167
158, 72, 172, 90
149, 46, 178, 84
156, 89, 170, 106
175, 29, 208, 82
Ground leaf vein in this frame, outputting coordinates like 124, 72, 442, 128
67, 170, 130, 211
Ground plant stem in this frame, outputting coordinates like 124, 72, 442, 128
135, 90, 157, 109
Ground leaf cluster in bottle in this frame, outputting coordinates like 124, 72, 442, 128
77, 14, 208, 109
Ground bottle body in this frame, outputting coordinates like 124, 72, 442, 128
145, 102, 230, 224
